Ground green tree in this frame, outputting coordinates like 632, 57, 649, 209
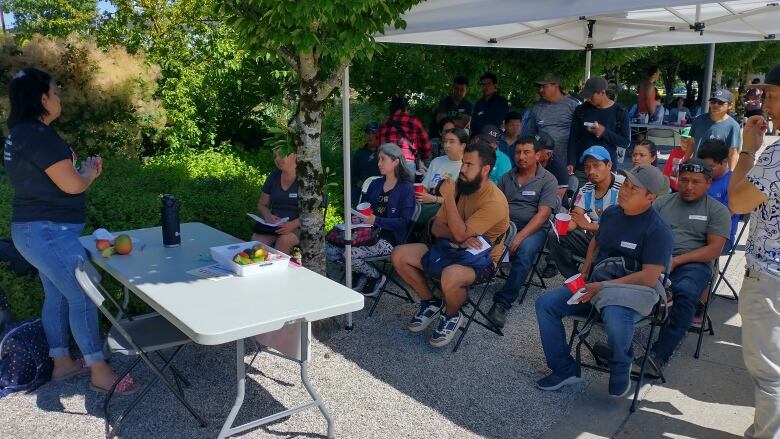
4, 0, 97, 39
216, 0, 422, 278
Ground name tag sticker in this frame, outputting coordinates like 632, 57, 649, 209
689, 215, 707, 221
522, 190, 536, 196
289, 193, 298, 198
620, 241, 637, 250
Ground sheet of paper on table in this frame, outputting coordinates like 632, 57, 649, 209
186, 263, 235, 281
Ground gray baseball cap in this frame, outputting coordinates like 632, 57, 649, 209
710, 89, 733, 104
580, 76, 608, 100
620, 164, 667, 196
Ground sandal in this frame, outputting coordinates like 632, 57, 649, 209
52, 358, 88, 382
89, 374, 140, 395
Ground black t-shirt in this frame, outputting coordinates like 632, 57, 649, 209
594, 204, 673, 270
4, 121, 86, 223
375, 188, 396, 245
261, 170, 299, 220
437, 96, 474, 122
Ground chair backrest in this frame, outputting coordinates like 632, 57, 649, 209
646, 128, 680, 148
358, 176, 382, 204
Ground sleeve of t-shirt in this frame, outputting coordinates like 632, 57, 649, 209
525, 107, 538, 136
641, 221, 673, 269
421, 159, 435, 188
567, 107, 583, 166
747, 142, 779, 196
727, 122, 741, 149
689, 117, 700, 140
573, 186, 588, 210
23, 129, 73, 171
261, 172, 277, 195
463, 100, 474, 116
539, 175, 559, 209
707, 198, 733, 239
600, 106, 631, 149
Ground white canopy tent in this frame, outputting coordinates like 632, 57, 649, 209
340, 1, 780, 326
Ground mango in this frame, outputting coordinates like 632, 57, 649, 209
114, 234, 133, 255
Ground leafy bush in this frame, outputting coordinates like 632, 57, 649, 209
0, 34, 165, 158
0, 147, 341, 320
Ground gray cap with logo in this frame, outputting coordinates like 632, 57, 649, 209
620, 164, 667, 196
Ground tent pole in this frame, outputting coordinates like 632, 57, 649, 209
702, 43, 715, 114
585, 48, 592, 80
341, 65, 354, 330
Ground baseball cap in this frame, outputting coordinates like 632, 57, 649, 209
580, 145, 611, 163
534, 132, 555, 150
710, 89, 733, 104
364, 122, 379, 133
535, 73, 561, 86
580, 76, 608, 100
679, 158, 713, 179
620, 164, 667, 196
680, 127, 692, 139
479, 124, 501, 143
748, 62, 780, 89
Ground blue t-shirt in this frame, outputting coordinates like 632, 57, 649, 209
489, 149, 513, 184
707, 169, 739, 245
3, 121, 86, 223
594, 205, 674, 270
690, 114, 741, 152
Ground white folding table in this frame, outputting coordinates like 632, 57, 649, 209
79, 222, 364, 438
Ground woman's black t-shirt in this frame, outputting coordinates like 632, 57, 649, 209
261, 171, 299, 220
3, 121, 86, 223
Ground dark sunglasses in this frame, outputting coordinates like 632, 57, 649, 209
679, 163, 709, 174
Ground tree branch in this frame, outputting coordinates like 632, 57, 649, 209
277, 47, 300, 74
319, 60, 348, 101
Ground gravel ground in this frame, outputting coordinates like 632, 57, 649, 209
0, 268, 602, 439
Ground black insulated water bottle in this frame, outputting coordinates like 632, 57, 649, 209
161, 194, 181, 247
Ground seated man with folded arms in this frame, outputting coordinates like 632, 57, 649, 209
486, 136, 559, 328
392, 142, 509, 348
651, 159, 731, 368
545, 145, 624, 279
535, 164, 672, 397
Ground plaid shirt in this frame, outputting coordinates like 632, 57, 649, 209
377, 111, 431, 161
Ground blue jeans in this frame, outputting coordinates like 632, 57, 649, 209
493, 227, 546, 308
11, 221, 106, 365
536, 286, 642, 377
655, 262, 712, 363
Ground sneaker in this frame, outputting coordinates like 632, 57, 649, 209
609, 368, 632, 398
363, 274, 387, 298
352, 274, 367, 293
535, 372, 583, 391
407, 299, 443, 332
487, 302, 509, 329
429, 311, 463, 348
690, 302, 705, 328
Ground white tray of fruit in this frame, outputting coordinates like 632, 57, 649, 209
209, 241, 290, 276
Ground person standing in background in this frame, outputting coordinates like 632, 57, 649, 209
727, 62, 780, 439
638, 66, 660, 120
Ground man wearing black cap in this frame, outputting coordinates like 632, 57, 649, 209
728, 61, 780, 439
535, 131, 569, 200
688, 89, 741, 170
525, 73, 579, 166
475, 124, 512, 184
651, 159, 731, 369
568, 76, 631, 188
535, 164, 673, 397
471, 72, 509, 136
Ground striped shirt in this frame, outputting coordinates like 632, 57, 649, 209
574, 173, 625, 223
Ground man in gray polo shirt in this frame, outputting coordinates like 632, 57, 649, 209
488, 136, 559, 328
652, 159, 731, 367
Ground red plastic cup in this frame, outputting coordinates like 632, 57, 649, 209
357, 202, 373, 216
680, 119, 687, 127
564, 273, 586, 294
554, 213, 571, 236
414, 183, 425, 193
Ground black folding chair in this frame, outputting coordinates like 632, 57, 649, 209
712, 214, 749, 301
75, 258, 206, 439
566, 267, 670, 413
691, 262, 718, 359
424, 222, 516, 352
366, 202, 423, 316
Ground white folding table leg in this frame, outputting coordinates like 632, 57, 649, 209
299, 322, 335, 438
217, 340, 247, 439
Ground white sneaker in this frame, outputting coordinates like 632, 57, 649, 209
407, 299, 443, 332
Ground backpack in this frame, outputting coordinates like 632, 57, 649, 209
0, 319, 53, 398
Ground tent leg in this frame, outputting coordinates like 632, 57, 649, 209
702, 43, 715, 114
585, 49, 592, 80
342, 66, 354, 330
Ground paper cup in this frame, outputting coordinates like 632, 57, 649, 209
414, 183, 425, 193
564, 273, 586, 294
357, 202, 373, 216
554, 213, 571, 236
